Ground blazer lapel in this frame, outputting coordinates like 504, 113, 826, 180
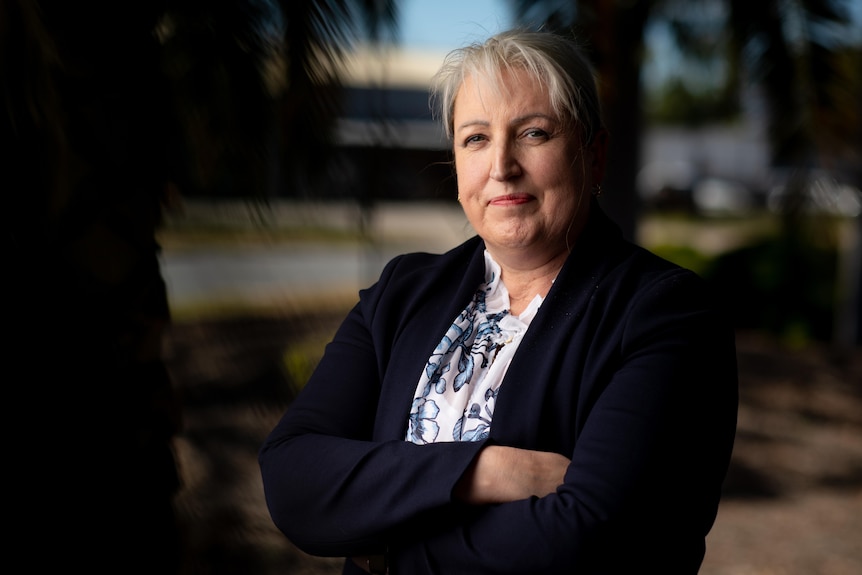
490, 205, 626, 448
374, 239, 488, 440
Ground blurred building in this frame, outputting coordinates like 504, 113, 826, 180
331, 45, 776, 210
326, 46, 456, 202
330, 45, 860, 223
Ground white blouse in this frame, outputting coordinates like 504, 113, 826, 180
405, 250, 543, 444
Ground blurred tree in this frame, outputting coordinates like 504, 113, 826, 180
159, 0, 399, 199
512, 0, 860, 230
2, 0, 395, 572
718, 0, 860, 345
511, 0, 653, 239
4, 1, 182, 571
646, 77, 739, 126
510, 0, 860, 344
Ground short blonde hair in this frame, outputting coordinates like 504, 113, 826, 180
430, 29, 604, 145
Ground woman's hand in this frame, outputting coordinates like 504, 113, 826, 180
454, 445, 570, 505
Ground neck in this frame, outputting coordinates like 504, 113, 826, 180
494, 250, 568, 316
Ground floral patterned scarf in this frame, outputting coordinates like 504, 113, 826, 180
405, 250, 542, 444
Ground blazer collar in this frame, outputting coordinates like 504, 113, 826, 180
488, 202, 629, 446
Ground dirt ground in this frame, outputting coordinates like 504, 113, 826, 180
162, 311, 862, 575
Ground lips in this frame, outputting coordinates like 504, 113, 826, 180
488, 193, 534, 206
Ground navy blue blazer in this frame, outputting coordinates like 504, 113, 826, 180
260, 204, 738, 574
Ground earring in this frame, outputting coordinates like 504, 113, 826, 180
592, 184, 603, 197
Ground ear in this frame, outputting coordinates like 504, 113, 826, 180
588, 128, 609, 185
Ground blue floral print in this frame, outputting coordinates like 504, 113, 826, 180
405, 251, 535, 444
407, 397, 441, 444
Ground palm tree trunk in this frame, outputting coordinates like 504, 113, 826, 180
4, 1, 182, 570
585, 0, 651, 241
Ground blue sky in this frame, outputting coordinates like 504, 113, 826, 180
396, 0, 513, 51
395, 0, 862, 51
391, 0, 861, 91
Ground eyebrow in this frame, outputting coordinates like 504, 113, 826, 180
455, 113, 557, 133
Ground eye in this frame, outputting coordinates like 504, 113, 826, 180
461, 133, 487, 147
522, 128, 550, 141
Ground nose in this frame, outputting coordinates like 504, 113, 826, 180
489, 140, 521, 181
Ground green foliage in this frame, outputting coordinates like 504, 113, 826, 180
651, 244, 714, 277
702, 232, 839, 343
645, 212, 843, 344
645, 77, 740, 126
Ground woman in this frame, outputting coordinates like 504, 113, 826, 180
260, 29, 738, 574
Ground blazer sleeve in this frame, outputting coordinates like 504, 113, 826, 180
258, 253, 488, 558
388, 269, 738, 574
261, 249, 738, 573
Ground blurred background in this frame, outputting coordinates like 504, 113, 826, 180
4, 0, 861, 573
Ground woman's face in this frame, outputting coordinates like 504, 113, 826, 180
453, 68, 604, 264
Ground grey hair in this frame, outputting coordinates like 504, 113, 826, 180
430, 29, 604, 146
